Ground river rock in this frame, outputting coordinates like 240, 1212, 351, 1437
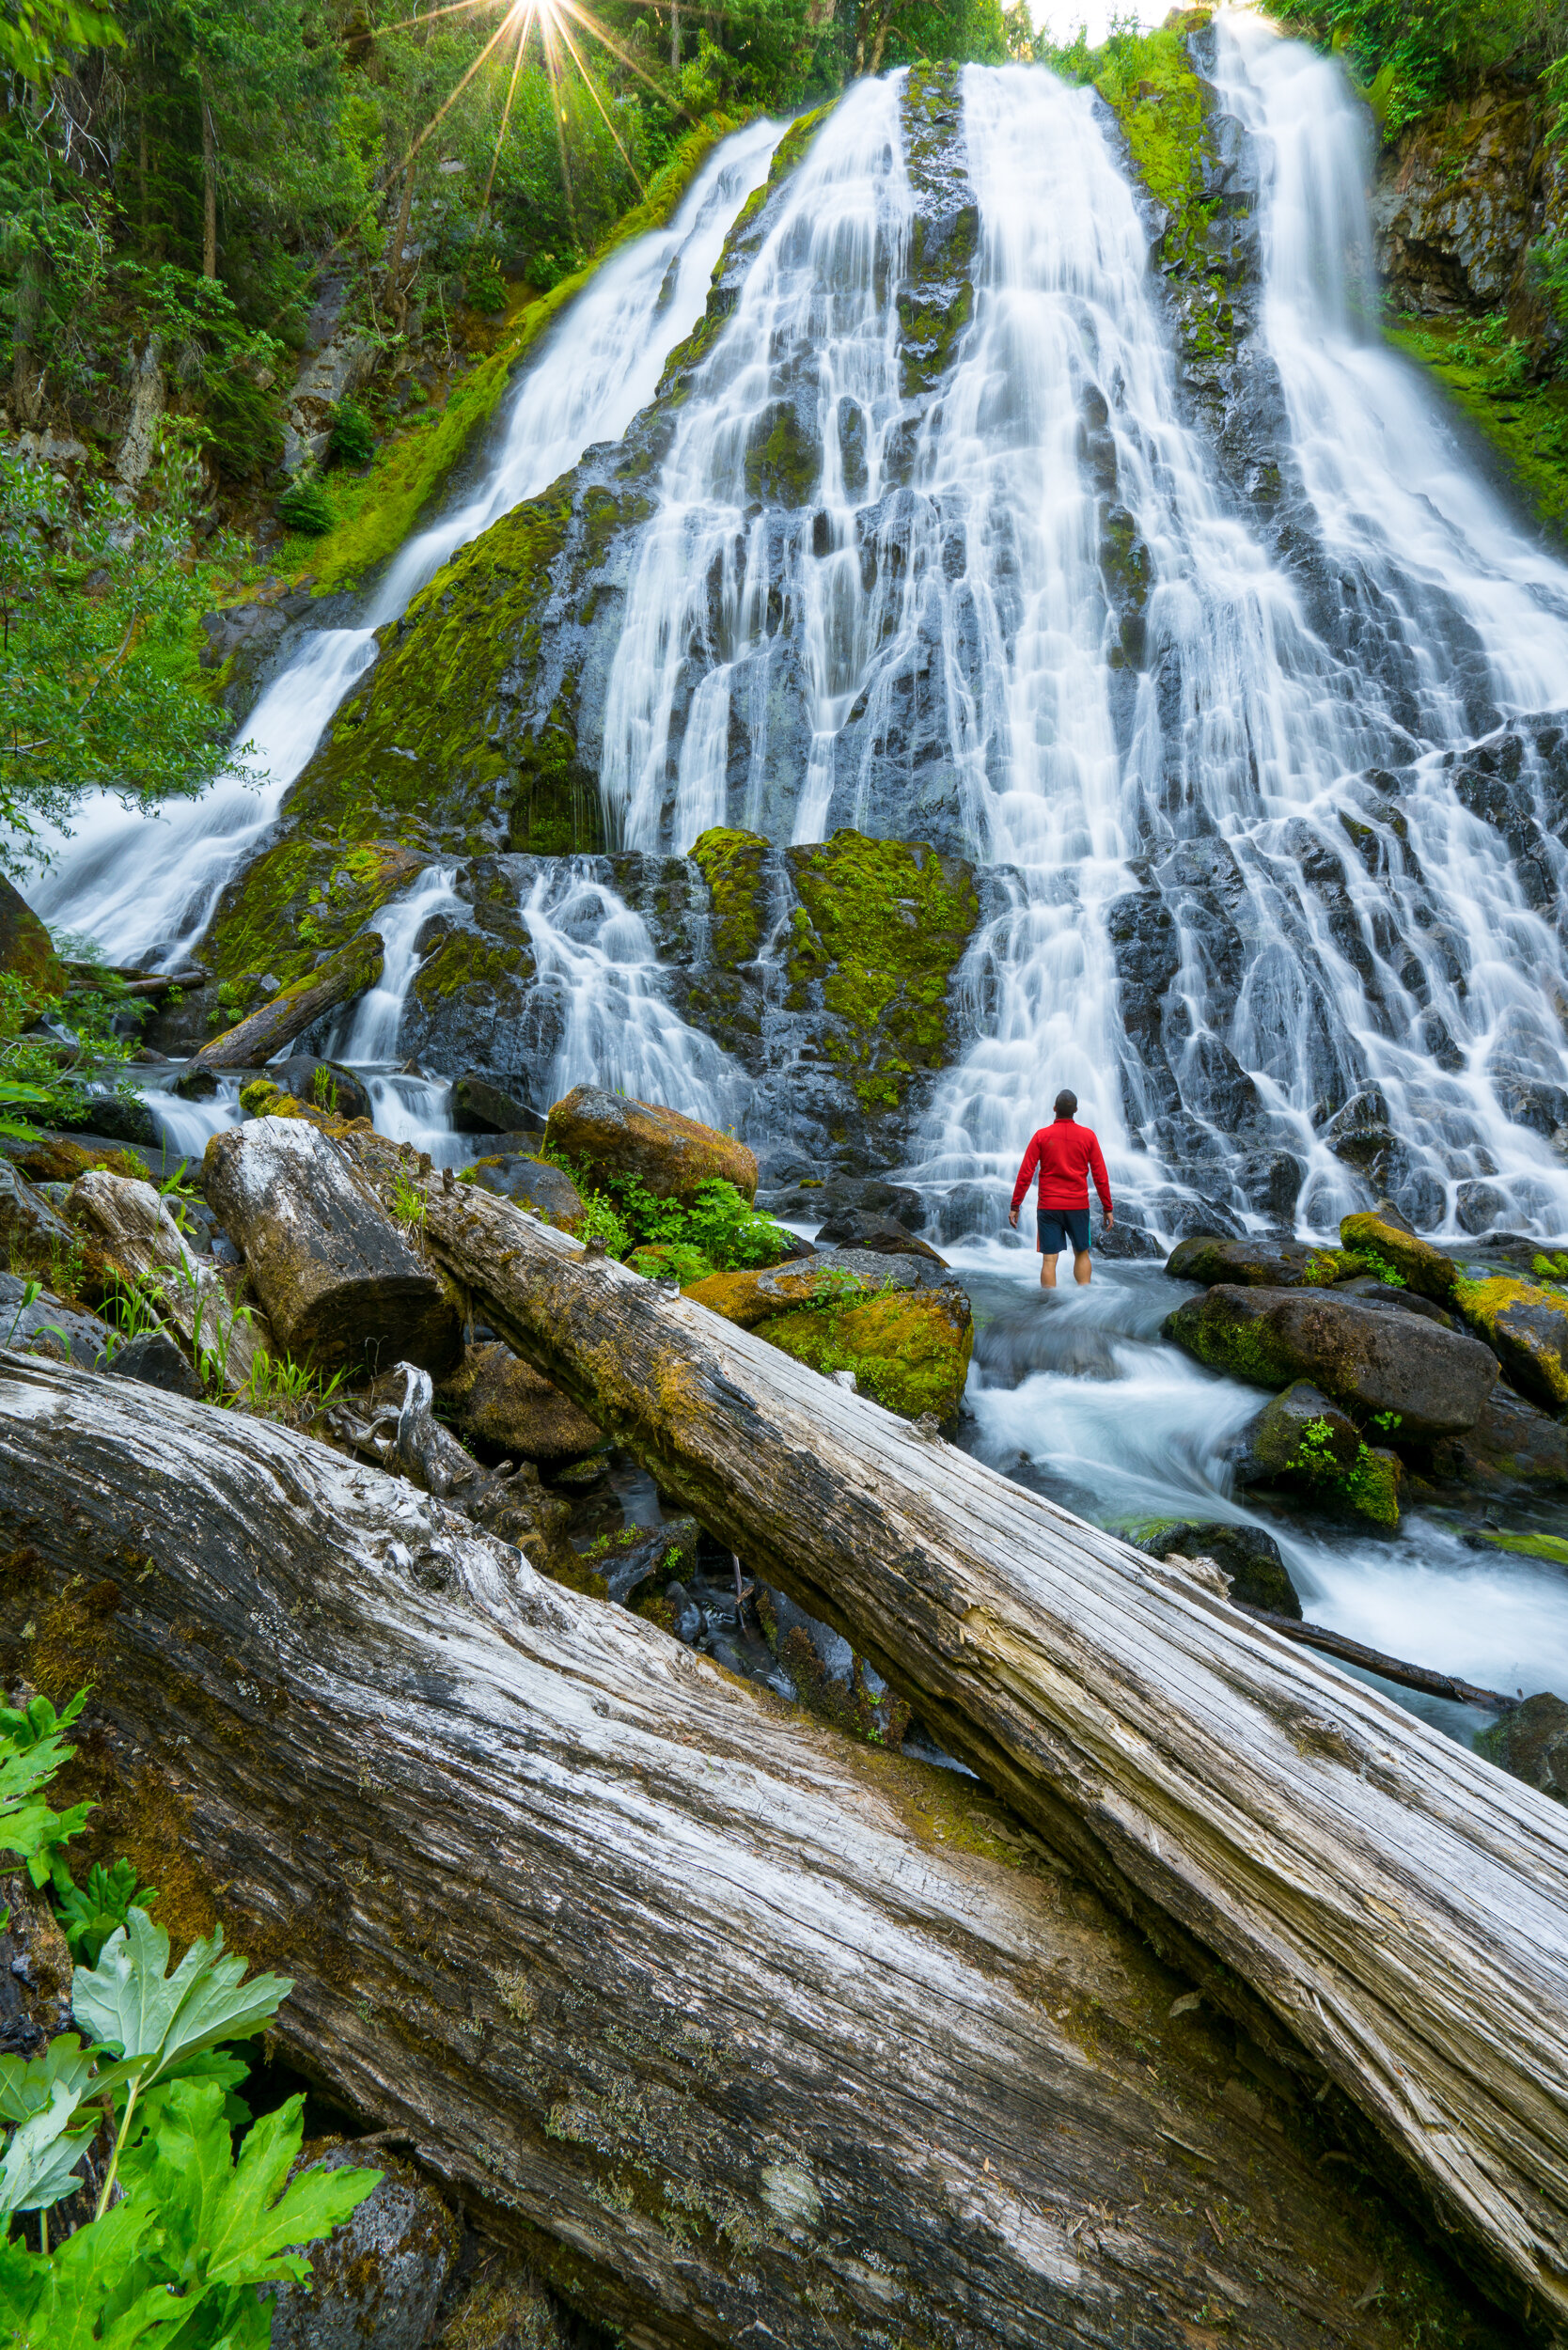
1164, 1234, 1325, 1287
437, 1341, 604, 1465
1230, 1381, 1401, 1529
544, 1084, 758, 1204
1332, 1275, 1456, 1329
579, 1515, 702, 1606
1164, 1284, 1497, 1439
464, 1151, 583, 1222
1433, 1385, 1568, 1493
0, 1160, 75, 1260
0, 1273, 109, 1368
1338, 1212, 1460, 1305
0, 874, 65, 995
811, 1205, 947, 1263
451, 1071, 544, 1135
0, 1872, 72, 2059
1474, 1694, 1568, 1806
109, 1331, 204, 1398
1137, 1520, 1301, 1617
268, 2142, 462, 2350
271, 1056, 373, 1123
56, 1090, 163, 1149
1452, 1274, 1568, 1412
686, 1252, 973, 1425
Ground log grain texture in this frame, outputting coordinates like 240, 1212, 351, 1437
69, 1167, 266, 1392
0, 1354, 1519, 2350
357, 1150, 1568, 2339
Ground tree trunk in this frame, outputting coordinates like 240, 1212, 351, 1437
671, 0, 680, 74
67, 1167, 266, 1393
0, 1354, 1521, 2350
200, 73, 216, 281
387, 147, 420, 325
185, 932, 384, 1073
11, 246, 48, 427
348, 1150, 1568, 2339
202, 1120, 461, 1377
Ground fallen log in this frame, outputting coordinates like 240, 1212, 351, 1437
202, 1118, 461, 1376
355, 1150, 1568, 2337
68, 1167, 265, 1393
0, 1354, 1520, 2350
1235, 1606, 1517, 1714
183, 931, 384, 1075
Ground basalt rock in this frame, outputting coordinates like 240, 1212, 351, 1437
1430, 1384, 1568, 1494
1231, 1380, 1403, 1531
1165, 1232, 1328, 1288
268, 2142, 462, 2350
1474, 1693, 1568, 1807
811, 1206, 946, 1262
463, 1151, 584, 1223
1339, 1212, 1461, 1306
1453, 1272, 1568, 1412
1164, 1284, 1498, 1439
451, 1071, 545, 1135
1137, 1519, 1301, 1617
271, 1056, 373, 1125
437, 1341, 604, 1465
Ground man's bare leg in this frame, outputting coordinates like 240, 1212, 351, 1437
1040, 1251, 1058, 1290
1073, 1247, 1092, 1287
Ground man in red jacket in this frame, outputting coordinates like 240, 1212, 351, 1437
1007, 1089, 1114, 1289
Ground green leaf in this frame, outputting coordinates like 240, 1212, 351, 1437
57, 1858, 160, 1966
0, 2080, 97, 2217
0, 2031, 97, 2126
73, 1909, 292, 2094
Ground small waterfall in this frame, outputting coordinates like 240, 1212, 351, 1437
24, 117, 786, 971
600, 74, 914, 853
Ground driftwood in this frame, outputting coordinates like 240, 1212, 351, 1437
1236, 1606, 1517, 1713
351, 1150, 1568, 2337
185, 932, 384, 1074
68, 1168, 265, 1393
0, 1354, 1522, 2350
203, 1119, 460, 1376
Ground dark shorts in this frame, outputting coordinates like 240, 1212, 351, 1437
1038, 1207, 1090, 1257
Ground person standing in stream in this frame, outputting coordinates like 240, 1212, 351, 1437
1008, 1089, 1114, 1289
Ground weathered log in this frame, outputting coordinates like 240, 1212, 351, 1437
355, 1152, 1568, 2336
184, 931, 384, 1074
0, 1354, 1520, 2350
1235, 1606, 1516, 1713
68, 1167, 265, 1393
202, 1118, 461, 1376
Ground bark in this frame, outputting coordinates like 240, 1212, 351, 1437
199, 73, 216, 281
67, 1168, 265, 1394
0, 1354, 1521, 2350
352, 1150, 1568, 2338
202, 1120, 461, 1378
185, 932, 384, 1074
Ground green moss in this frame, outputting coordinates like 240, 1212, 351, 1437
1473, 1528, 1568, 1566
1385, 311, 1568, 540
897, 64, 978, 398
1455, 1272, 1568, 1410
688, 826, 769, 965
785, 829, 980, 1111
205, 838, 428, 988
743, 400, 818, 505
760, 1283, 973, 1424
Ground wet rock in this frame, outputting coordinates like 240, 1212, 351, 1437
438, 1342, 603, 1465
269, 2142, 462, 2350
811, 1205, 946, 1263
463, 1152, 583, 1223
544, 1084, 757, 1205
55, 1090, 163, 1149
1338, 1211, 1459, 1304
1372, 85, 1544, 319
1452, 1274, 1568, 1412
1434, 1384, 1568, 1493
271, 1056, 373, 1124
1332, 1275, 1456, 1330
0, 1160, 75, 1259
1232, 1148, 1307, 1219
110, 1331, 204, 1398
451, 1072, 545, 1135
1322, 1089, 1409, 1194
0, 873, 65, 994
1474, 1693, 1568, 1806
1230, 1381, 1401, 1530
1455, 1179, 1510, 1236
580, 1516, 702, 1606
757, 1582, 909, 1743
810, 1174, 926, 1227
1164, 1285, 1498, 1439
971, 1300, 1120, 1386
1137, 1521, 1301, 1617
1165, 1233, 1327, 1288
1092, 1219, 1164, 1260
687, 1252, 973, 1425
0, 1273, 110, 1367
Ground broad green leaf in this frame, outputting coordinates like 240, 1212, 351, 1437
0, 2031, 97, 2126
0, 2080, 97, 2216
201, 2097, 379, 2291
73, 1909, 292, 2092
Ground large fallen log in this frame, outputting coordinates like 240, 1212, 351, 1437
183, 931, 384, 1075
69, 1167, 266, 1393
0, 1354, 1519, 2350
355, 1151, 1568, 2337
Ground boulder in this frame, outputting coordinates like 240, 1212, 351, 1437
0, 1273, 109, 1368
463, 1152, 583, 1223
0, 1159, 78, 1261
450, 1071, 544, 1135
437, 1342, 604, 1465
268, 2142, 461, 2350
109, 1331, 204, 1398
1164, 1284, 1497, 1439
1452, 1274, 1568, 1412
1164, 1233, 1328, 1288
0, 873, 65, 995
1338, 1212, 1460, 1305
1474, 1695, 1568, 1807
577, 1515, 703, 1606
543, 1084, 757, 1205
811, 1205, 947, 1263
1230, 1381, 1402, 1529
1137, 1520, 1301, 1616
56, 1090, 163, 1149
1332, 1275, 1456, 1330
1435, 1386, 1568, 1493
271, 1056, 373, 1124
686, 1252, 973, 1426
1093, 1219, 1164, 1260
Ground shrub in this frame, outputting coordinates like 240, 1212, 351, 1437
464, 252, 507, 315
276, 471, 334, 535
328, 399, 377, 468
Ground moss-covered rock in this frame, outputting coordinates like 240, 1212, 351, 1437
1165, 1233, 1334, 1288
1474, 1691, 1568, 1804
437, 1340, 603, 1465
688, 826, 770, 967
1454, 1272, 1568, 1411
544, 1084, 757, 1204
1339, 1212, 1460, 1305
205, 838, 426, 992
1231, 1380, 1403, 1531
0, 874, 65, 995
1136, 1518, 1301, 1613
898, 63, 979, 401
463, 1151, 584, 1223
688, 1251, 973, 1425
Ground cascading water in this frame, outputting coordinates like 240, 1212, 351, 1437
23, 115, 785, 971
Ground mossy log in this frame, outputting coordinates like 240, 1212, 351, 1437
185, 931, 384, 1074
202, 1118, 461, 1376
353, 1150, 1568, 2339
0, 1352, 1526, 2350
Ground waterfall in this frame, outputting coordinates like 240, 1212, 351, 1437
24, 116, 785, 971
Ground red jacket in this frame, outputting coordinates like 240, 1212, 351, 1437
1011, 1120, 1113, 1214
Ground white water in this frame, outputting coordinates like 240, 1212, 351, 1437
23, 116, 785, 970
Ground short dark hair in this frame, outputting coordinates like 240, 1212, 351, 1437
1054, 1089, 1077, 1118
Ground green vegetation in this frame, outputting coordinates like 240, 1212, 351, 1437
1387, 312, 1568, 531
0, 951, 144, 1139
1272, 0, 1568, 134
760, 1276, 974, 1421
1288, 1414, 1402, 1527
0, 1689, 378, 2337
546, 1151, 793, 1282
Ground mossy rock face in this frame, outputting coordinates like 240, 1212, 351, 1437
0, 874, 65, 995
688, 826, 770, 967
898, 64, 979, 402
1339, 1212, 1459, 1305
1475, 1691, 1568, 1804
1454, 1273, 1568, 1412
437, 1340, 603, 1465
205, 838, 427, 993
688, 1250, 973, 1425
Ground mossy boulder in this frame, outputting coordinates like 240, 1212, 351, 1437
205, 839, 427, 992
1163, 1284, 1498, 1439
686, 1249, 973, 1426
0, 874, 65, 995
1231, 1381, 1403, 1531
688, 826, 771, 967
1453, 1274, 1568, 1413
437, 1341, 603, 1465
1136, 1519, 1301, 1615
1474, 1693, 1568, 1805
1165, 1234, 1334, 1288
1339, 1212, 1460, 1306
544, 1084, 756, 1205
